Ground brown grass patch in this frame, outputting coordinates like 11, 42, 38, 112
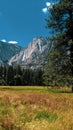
0, 86, 73, 129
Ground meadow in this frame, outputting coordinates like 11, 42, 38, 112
0, 86, 73, 130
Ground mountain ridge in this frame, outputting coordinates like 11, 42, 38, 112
0, 41, 23, 65
8, 37, 52, 69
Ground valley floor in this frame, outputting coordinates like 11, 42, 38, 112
0, 86, 73, 130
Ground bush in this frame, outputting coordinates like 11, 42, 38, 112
0, 79, 6, 86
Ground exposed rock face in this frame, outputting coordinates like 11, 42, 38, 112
8, 37, 52, 69
0, 41, 23, 65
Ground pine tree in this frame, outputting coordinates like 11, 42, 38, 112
6, 66, 14, 85
44, 0, 73, 88
22, 69, 33, 85
35, 69, 44, 86
14, 74, 22, 86
0, 65, 3, 78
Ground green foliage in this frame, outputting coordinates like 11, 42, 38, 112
43, 46, 72, 87
35, 111, 57, 122
34, 69, 44, 86
6, 66, 14, 85
0, 65, 44, 86
44, 0, 73, 87
0, 79, 6, 86
14, 74, 22, 86
47, 0, 73, 36
22, 69, 33, 85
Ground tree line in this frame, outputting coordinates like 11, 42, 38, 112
0, 0, 73, 89
0, 65, 44, 86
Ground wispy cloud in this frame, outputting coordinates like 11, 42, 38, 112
42, 1, 55, 14
42, 8, 48, 14
46, 2, 51, 7
8, 41, 18, 44
1, 39, 7, 42
1, 39, 18, 44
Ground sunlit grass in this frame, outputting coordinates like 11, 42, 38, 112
0, 86, 73, 130
0, 86, 72, 94
0, 86, 48, 93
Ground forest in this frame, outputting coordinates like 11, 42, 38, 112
0, 61, 72, 88
0, 1, 73, 129
0, 0, 73, 89
0, 65, 44, 86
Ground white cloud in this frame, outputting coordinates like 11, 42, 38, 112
1, 39, 7, 42
42, 2, 51, 14
42, 1, 56, 14
46, 2, 51, 7
42, 8, 48, 13
1, 39, 18, 44
8, 41, 18, 44
46, 2, 53, 9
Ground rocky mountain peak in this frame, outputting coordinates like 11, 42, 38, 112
0, 41, 23, 65
8, 37, 52, 69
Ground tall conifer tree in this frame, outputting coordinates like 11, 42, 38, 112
44, 0, 73, 88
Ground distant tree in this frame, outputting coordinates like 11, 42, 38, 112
0, 78, 6, 86
0, 64, 44, 86
14, 65, 22, 76
22, 68, 44, 86
6, 66, 14, 85
22, 69, 33, 85
0, 65, 3, 78
3, 66, 7, 81
35, 69, 44, 86
14, 74, 22, 86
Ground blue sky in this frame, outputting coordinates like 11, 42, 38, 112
0, 0, 57, 47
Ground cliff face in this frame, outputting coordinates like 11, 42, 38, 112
8, 37, 52, 69
0, 41, 22, 65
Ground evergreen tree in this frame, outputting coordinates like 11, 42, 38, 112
35, 69, 44, 86
0, 78, 6, 85
14, 74, 22, 86
22, 69, 33, 85
44, 0, 73, 88
43, 47, 72, 87
0, 65, 3, 78
3, 66, 7, 81
14, 65, 22, 76
6, 66, 14, 85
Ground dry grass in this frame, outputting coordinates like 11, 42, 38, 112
0, 86, 73, 130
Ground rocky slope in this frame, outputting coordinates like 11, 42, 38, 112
0, 41, 23, 65
8, 37, 52, 69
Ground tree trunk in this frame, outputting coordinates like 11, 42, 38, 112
72, 86, 73, 92
70, 44, 73, 74
69, 10, 73, 92
70, 44, 73, 93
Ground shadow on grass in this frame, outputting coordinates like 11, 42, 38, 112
48, 88, 73, 94
0, 86, 73, 94
0, 86, 47, 92
0, 87, 26, 91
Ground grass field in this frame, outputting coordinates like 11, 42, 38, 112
0, 86, 73, 130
